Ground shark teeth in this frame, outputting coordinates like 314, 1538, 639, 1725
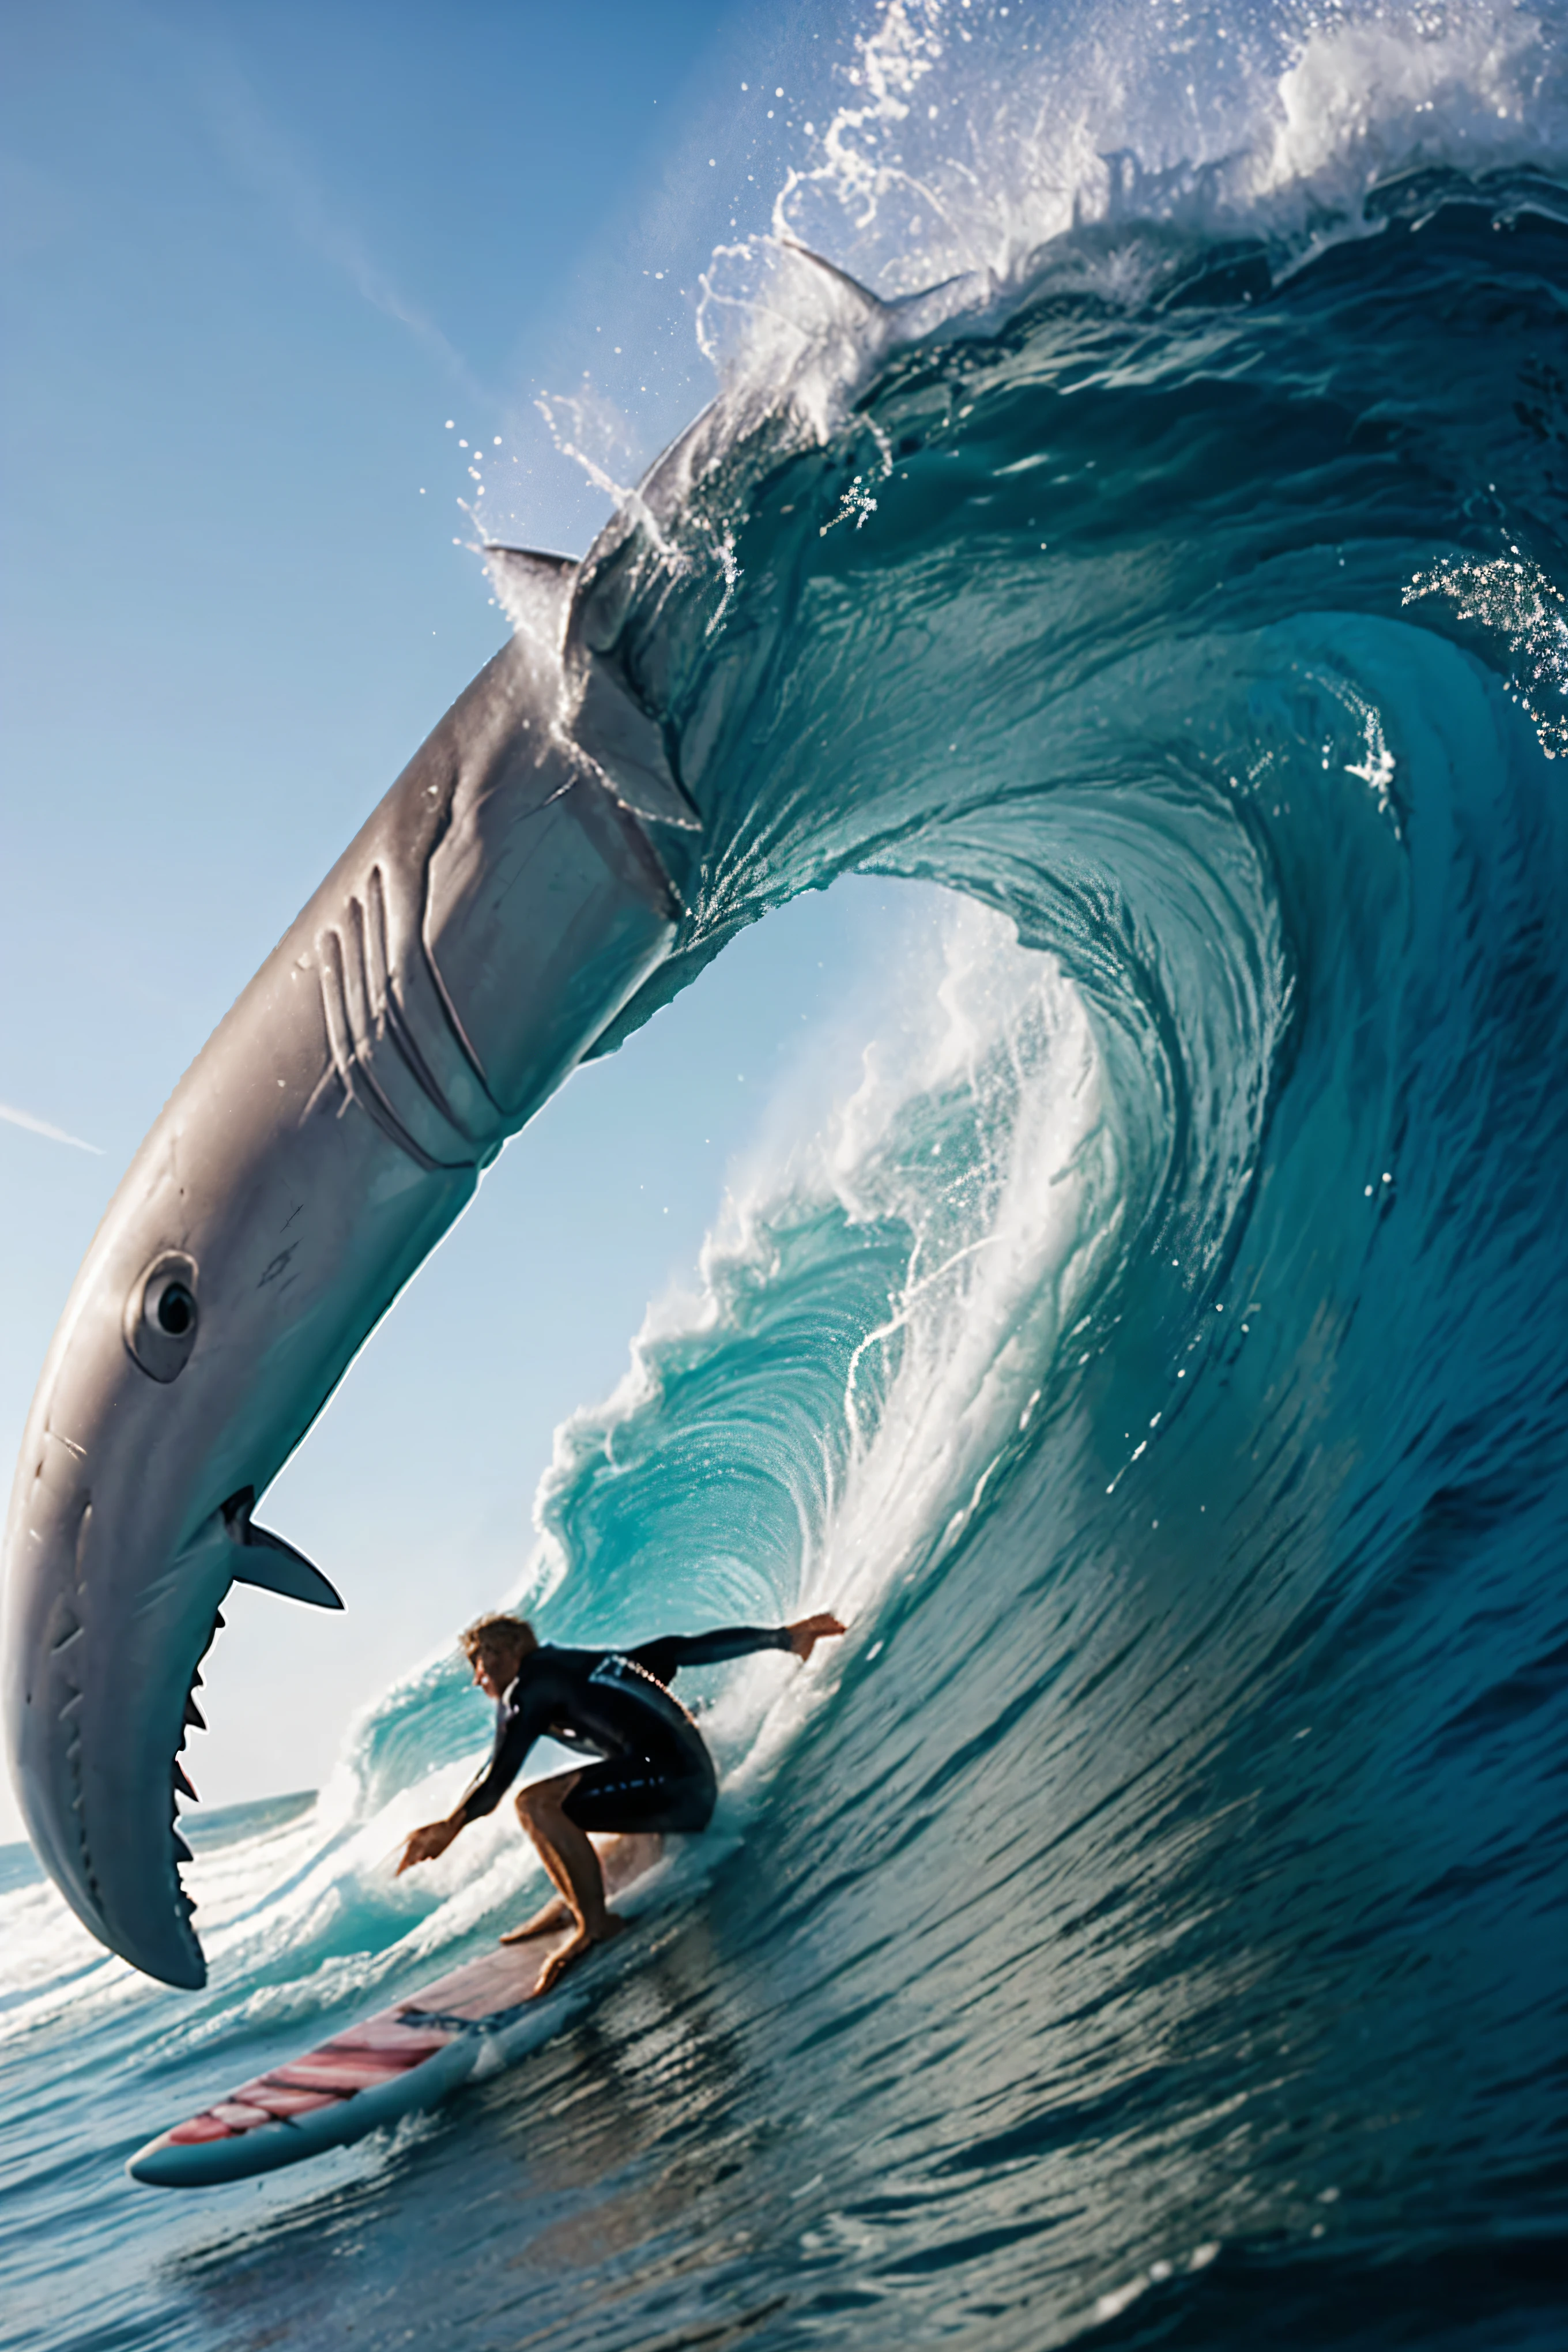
165, 1596, 229, 1932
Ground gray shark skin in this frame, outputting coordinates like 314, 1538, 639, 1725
2, 243, 895, 1991
2, 569, 697, 1988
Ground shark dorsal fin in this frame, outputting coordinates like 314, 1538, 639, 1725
484, 544, 576, 587
484, 545, 578, 649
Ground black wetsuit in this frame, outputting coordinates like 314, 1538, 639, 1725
455, 1627, 795, 1836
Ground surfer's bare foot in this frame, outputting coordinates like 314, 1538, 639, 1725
499, 1894, 572, 1944
501, 1832, 636, 1943
531, 1911, 629, 1996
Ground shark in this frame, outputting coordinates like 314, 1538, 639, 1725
1, 242, 930, 1989
0, 540, 706, 1989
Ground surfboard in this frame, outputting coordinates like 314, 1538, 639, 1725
127, 1834, 661, 2188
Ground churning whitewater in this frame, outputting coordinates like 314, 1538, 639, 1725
3, 1, 1566, 2346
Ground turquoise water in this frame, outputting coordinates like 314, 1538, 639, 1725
3, 8, 1567, 2345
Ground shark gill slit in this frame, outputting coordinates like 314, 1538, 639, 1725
363, 864, 489, 1150
316, 925, 472, 1175
416, 936, 502, 1130
412, 786, 506, 1124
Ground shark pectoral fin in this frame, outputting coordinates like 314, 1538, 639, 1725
220, 1487, 344, 1610
573, 658, 702, 832
232, 1528, 344, 1610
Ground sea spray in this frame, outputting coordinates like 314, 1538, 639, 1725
2, 6, 1565, 2345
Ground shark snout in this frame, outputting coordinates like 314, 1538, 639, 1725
3, 1264, 345, 1989
3, 1419, 235, 1988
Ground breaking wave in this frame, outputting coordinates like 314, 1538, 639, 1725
3, 5, 1566, 2347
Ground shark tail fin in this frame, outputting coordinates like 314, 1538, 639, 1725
777, 240, 891, 323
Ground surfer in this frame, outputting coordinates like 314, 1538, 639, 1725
396, 1610, 846, 1992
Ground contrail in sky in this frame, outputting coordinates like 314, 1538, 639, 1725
190, 40, 484, 399
0, 1103, 101, 1155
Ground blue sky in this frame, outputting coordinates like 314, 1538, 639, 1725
0, 0, 928, 1846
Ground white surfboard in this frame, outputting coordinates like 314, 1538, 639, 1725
127, 1834, 660, 2188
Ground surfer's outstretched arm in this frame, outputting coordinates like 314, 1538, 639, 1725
629, 1612, 847, 1682
397, 1816, 464, 1872
395, 1706, 540, 1873
397, 1625, 548, 1874
785, 1611, 847, 1663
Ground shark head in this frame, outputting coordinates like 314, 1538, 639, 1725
1, 955, 474, 1987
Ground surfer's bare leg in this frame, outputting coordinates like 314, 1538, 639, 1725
499, 1889, 572, 1943
510, 1774, 628, 1988
500, 1834, 642, 1943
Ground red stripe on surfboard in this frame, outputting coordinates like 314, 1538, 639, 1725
269, 2045, 448, 2090
166, 2022, 457, 2141
229, 2081, 351, 2117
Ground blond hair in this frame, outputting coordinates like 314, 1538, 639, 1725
460, 1611, 538, 1664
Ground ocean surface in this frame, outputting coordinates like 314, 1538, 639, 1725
3, 3, 1567, 2346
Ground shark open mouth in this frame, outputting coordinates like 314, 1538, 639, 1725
159, 1497, 345, 1983
168, 1615, 216, 1948
3, 1445, 347, 1991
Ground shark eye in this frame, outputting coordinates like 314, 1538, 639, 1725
125, 1253, 201, 1382
157, 1283, 195, 1336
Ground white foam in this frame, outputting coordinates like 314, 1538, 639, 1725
1404, 551, 1568, 761
683, 2, 1568, 469
1244, 7, 1561, 202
